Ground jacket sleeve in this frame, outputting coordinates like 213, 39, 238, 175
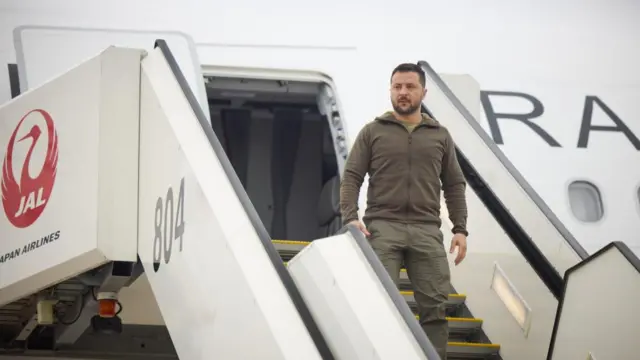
440, 129, 468, 235
340, 125, 371, 224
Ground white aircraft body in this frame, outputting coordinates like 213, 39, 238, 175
0, 0, 638, 359
1, 0, 638, 255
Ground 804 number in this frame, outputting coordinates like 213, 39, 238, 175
153, 177, 186, 272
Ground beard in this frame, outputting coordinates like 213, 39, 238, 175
392, 99, 420, 116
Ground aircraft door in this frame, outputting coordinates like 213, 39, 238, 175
316, 83, 348, 175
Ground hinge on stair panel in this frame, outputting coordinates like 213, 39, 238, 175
316, 84, 347, 172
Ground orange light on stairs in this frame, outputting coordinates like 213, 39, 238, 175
96, 291, 118, 318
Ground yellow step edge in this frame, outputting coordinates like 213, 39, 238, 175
445, 317, 483, 323
448, 341, 501, 349
449, 293, 466, 299
273, 239, 311, 245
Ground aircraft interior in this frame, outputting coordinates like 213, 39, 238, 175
206, 77, 341, 241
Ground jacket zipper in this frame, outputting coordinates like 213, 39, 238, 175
379, 119, 427, 222
407, 130, 412, 221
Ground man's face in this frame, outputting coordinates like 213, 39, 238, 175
390, 71, 426, 116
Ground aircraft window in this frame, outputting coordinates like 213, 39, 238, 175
568, 181, 604, 222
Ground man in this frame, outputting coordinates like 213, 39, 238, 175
339, 63, 468, 359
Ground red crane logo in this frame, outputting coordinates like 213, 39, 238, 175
1, 109, 59, 228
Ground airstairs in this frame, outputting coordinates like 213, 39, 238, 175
1, 41, 639, 360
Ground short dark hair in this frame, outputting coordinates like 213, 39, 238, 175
391, 63, 426, 88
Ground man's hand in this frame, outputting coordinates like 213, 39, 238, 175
449, 233, 467, 266
348, 220, 370, 237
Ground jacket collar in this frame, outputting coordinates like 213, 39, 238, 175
375, 111, 440, 128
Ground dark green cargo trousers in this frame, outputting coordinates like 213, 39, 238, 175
366, 219, 451, 360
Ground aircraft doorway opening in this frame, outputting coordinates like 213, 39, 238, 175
204, 75, 344, 242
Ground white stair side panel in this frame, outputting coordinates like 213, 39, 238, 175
137, 47, 323, 360
549, 243, 640, 360
0, 47, 141, 306
96, 47, 143, 262
439, 74, 483, 121
287, 234, 427, 360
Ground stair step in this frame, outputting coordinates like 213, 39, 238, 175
400, 290, 467, 310
410, 316, 484, 336
448, 341, 501, 357
274, 239, 313, 260
446, 317, 484, 332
